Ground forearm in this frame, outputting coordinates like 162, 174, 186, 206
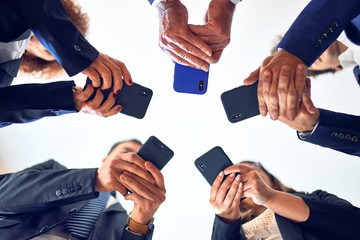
0, 167, 98, 213
264, 190, 309, 223
0, 81, 77, 127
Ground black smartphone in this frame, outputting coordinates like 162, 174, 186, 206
84, 77, 153, 119
194, 146, 234, 186
221, 81, 260, 123
137, 136, 174, 170
173, 63, 209, 94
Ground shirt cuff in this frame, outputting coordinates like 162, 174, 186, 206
297, 120, 320, 139
230, 0, 242, 4
152, 0, 166, 6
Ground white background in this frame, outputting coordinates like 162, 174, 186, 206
1, 1, 360, 239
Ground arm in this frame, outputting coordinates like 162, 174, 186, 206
302, 108, 360, 157
0, 160, 98, 213
7, 0, 132, 93
0, 81, 77, 128
296, 190, 360, 239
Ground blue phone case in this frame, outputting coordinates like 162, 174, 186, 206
173, 63, 209, 94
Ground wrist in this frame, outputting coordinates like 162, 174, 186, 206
127, 212, 154, 235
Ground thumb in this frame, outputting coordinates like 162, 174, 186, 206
243, 68, 260, 85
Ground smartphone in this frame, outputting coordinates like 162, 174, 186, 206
221, 81, 260, 123
137, 136, 174, 170
84, 77, 153, 119
173, 63, 209, 94
194, 146, 234, 186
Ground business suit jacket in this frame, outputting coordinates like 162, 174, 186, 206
278, 0, 360, 67
0, 0, 99, 79
0, 160, 154, 240
212, 190, 360, 240
299, 109, 360, 157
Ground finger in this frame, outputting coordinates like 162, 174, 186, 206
104, 104, 122, 117
172, 32, 213, 57
145, 161, 166, 192
286, 74, 298, 121
210, 50, 223, 64
105, 57, 125, 93
86, 89, 104, 110
86, 69, 101, 88
302, 78, 317, 113
224, 164, 252, 175
108, 56, 133, 86
113, 153, 155, 184
210, 171, 224, 202
164, 43, 210, 71
243, 68, 259, 85
268, 67, 280, 120
120, 173, 155, 201
96, 92, 117, 115
277, 65, 290, 118
215, 173, 235, 203
258, 70, 270, 116
224, 174, 242, 207
232, 181, 244, 208
295, 64, 306, 104
80, 84, 95, 102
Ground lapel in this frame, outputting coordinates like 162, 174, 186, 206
353, 65, 360, 87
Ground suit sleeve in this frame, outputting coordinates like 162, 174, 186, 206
0, 81, 78, 128
0, 160, 98, 213
278, 0, 360, 66
298, 108, 360, 157
212, 215, 246, 240
296, 190, 360, 239
7, 0, 99, 76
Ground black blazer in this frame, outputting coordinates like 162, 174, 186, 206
212, 190, 360, 240
0, 160, 154, 240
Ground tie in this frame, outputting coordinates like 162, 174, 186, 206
65, 192, 110, 239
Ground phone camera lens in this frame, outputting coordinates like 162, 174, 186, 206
231, 113, 242, 120
139, 89, 149, 97
198, 161, 206, 171
198, 80, 204, 90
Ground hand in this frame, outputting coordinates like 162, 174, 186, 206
120, 161, 166, 224
157, 0, 213, 71
95, 152, 155, 197
72, 85, 122, 117
243, 50, 308, 121
209, 171, 243, 224
188, 0, 235, 63
81, 53, 132, 94
224, 164, 274, 206
279, 77, 320, 132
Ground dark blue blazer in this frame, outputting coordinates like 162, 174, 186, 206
299, 109, 360, 157
0, 160, 154, 240
212, 190, 360, 240
0, 0, 100, 127
278, 0, 360, 66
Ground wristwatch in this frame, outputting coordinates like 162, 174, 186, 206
126, 214, 154, 235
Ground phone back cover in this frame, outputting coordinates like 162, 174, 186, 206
194, 146, 233, 185
221, 81, 259, 123
84, 78, 153, 119
137, 136, 174, 170
173, 63, 209, 94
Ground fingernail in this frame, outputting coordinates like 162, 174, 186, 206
117, 106, 122, 112
235, 174, 240, 181
205, 50, 212, 56
297, 65, 304, 70
201, 66, 208, 72
129, 79, 133, 84
116, 90, 120, 95
113, 92, 117, 98
218, 171, 223, 177
145, 161, 152, 168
